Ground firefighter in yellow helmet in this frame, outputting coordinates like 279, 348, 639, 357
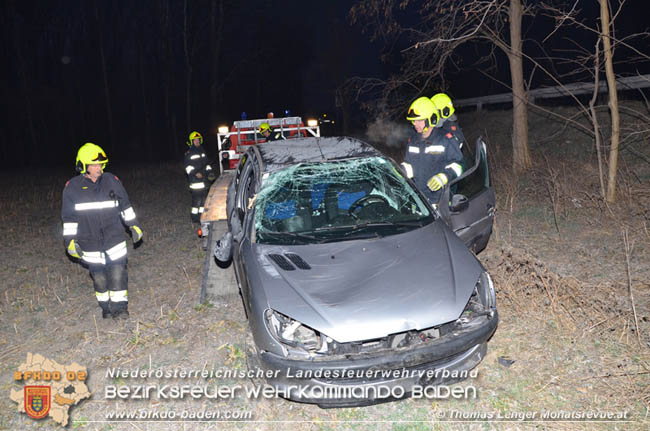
431, 92, 465, 147
184, 131, 213, 222
258, 122, 285, 141
62, 143, 143, 319
402, 97, 463, 204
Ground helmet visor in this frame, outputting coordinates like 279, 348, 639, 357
92, 152, 108, 162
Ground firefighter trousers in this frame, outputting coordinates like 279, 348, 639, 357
190, 188, 207, 222
89, 261, 128, 314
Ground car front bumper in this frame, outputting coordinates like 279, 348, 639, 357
257, 310, 498, 407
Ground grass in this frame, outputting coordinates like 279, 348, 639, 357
1, 104, 649, 429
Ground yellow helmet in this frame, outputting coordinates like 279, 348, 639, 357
406, 97, 439, 131
259, 122, 271, 134
188, 131, 203, 146
76, 143, 108, 174
431, 93, 455, 119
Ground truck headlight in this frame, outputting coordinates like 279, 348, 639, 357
306, 119, 318, 127
218, 125, 229, 134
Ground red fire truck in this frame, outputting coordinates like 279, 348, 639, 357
216, 115, 320, 172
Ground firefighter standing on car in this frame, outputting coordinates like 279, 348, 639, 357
402, 97, 464, 204
258, 122, 285, 141
62, 143, 143, 319
184, 131, 213, 223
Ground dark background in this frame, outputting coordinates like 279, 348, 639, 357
1, 1, 647, 169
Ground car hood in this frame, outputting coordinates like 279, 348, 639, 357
251, 220, 484, 343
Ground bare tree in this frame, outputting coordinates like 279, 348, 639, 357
539, 0, 650, 203
600, 0, 620, 203
350, 0, 541, 172
183, 0, 193, 133
94, 0, 114, 152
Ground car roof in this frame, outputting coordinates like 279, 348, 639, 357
254, 136, 383, 173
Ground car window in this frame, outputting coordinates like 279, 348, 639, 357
454, 141, 488, 198
253, 157, 434, 245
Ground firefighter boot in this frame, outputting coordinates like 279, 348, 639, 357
107, 263, 129, 320
90, 268, 111, 318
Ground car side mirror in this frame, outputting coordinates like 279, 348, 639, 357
450, 194, 469, 213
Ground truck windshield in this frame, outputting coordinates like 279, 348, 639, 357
254, 157, 433, 245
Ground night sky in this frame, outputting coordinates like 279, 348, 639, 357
1, 1, 647, 169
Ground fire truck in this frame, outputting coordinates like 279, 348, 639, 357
216, 115, 320, 172
198, 114, 320, 301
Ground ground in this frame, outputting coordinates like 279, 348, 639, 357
0, 104, 648, 430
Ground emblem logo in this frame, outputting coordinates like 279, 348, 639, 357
24, 386, 51, 419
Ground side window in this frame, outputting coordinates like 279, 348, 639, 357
454, 142, 489, 198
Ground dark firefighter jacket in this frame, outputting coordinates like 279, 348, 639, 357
404, 127, 464, 203
184, 145, 213, 190
62, 173, 139, 265
441, 120, 465, 148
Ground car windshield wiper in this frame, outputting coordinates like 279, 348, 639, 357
258, 230, 319, 242
313, 220, 425, 233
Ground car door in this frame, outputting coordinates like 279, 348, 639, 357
437, 137, 495, 254
232, 151, 260, 314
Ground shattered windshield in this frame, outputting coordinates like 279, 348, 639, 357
254, 157, 433, 245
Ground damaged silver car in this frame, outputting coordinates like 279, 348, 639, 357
209, 136, 498, 407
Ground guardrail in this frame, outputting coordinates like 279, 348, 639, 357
455, 74, 650, 110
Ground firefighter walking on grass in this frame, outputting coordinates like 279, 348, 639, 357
184, 131, 213, 223
62, 143, 143, 319
402, 97, 464, 204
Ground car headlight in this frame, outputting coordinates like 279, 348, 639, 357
218, 125, 229, 134
264, 309, 329, 356
457, 272, 496, 325
306, 119, 318, 127
477, 271, 496, 310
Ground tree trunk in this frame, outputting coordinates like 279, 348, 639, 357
183, 0, 192, 133
95, 0, 114, 153
159, 0, 175, 157
138, 41, 152, 160
508, 0, 531, 173
601, 0, 620, 203
210, 0, 224, 133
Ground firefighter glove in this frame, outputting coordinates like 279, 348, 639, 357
67, 239, 82, 258
427, 173, 448, 191
130, 225, 144, 243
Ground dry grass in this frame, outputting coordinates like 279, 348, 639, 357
0, 106, 649, 430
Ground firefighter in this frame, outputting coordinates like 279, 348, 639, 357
431, 92, 465, 147
62, 143, 143, 319
184, 131, 213, 223
258, 122, 285, 141
402, 97, 464, 204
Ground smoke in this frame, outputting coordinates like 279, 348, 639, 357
363, 116, 412, 160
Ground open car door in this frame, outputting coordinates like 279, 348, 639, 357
437, 137, 495, 254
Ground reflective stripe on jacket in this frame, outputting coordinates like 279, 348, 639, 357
62, 172, 138, 261
404, 128, 463, 202
184, 145, 212, 189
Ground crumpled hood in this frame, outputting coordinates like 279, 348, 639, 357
251, 220, 484, 343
